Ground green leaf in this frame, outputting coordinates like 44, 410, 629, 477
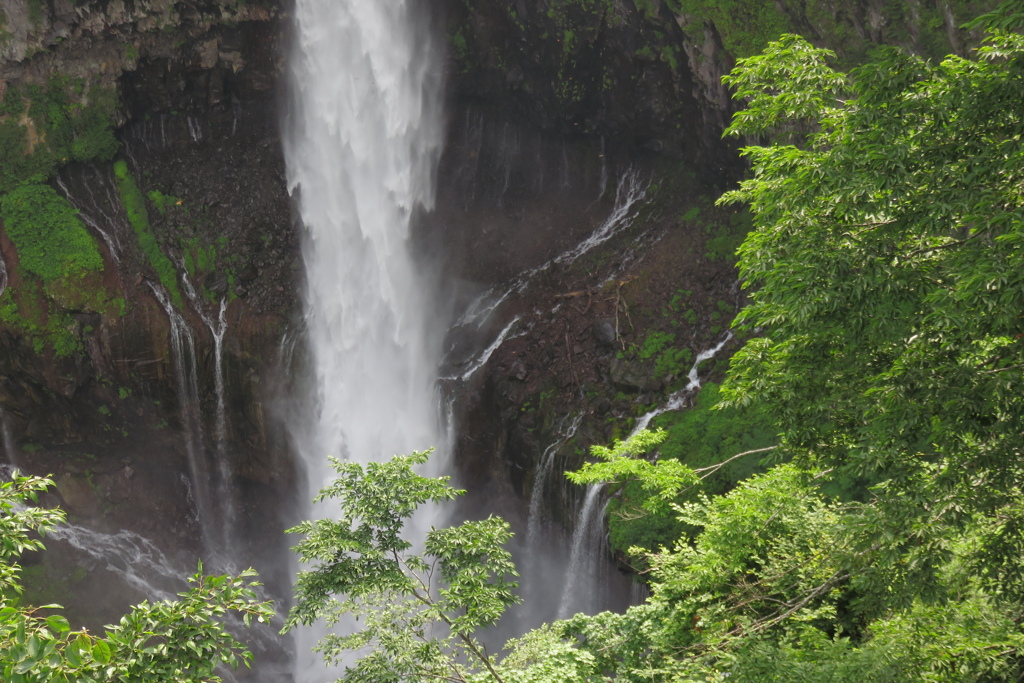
45, 615, 70, 633
92, 639, 111, 665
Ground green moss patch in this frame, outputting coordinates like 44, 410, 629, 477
1, 184, 103, 282
113, 160, 183, 307
0, 185, 122, 357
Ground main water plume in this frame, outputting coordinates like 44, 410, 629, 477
284, 1, 446, 679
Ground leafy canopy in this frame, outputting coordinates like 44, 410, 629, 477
719, 1, 1024, 606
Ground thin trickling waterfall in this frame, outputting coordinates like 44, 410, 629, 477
553, 170, 646, 266
630, 580, 651, 606
0, 249, 8, 298
55, 167, 125, 265
454, 170, 648, 330
49, 523, 188, 602
444, 315, 524, 382
0, 464, 187, 600
187, 116, 203, 144
149, 285, 222, 549
284, 0, 446, 679
210, 299, 228, 453
633, 332, 735, 434
180, 275, 230, 455
526, 412, 584, 548
179, 276, 236, 554
0, 405, 16, 466
558, 483, 611, 618
517, 412, 585, 623
555, 333, 737, 618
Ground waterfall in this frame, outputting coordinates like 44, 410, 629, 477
633, 331, 735, 434
0, 464, 187, 601
0, 249, 8, 298
552, 170, 646, 266
453, 169, 648, 330
0, 405, 16, 466
444, 315, 524, 382
180, 275, 230, 455
558, 483, 611, 618
552, 333, 737, 619
179, 275, 236, 554
517, 413, 584, 623
187, 115, 203, 144
284, 0, 445, 678
211, 299, 228, 453
149, 285, 224, 552
48, 523, 188, 602
630, 580, 651, 606
526, 412, 584, 548
55, 167, 125, 266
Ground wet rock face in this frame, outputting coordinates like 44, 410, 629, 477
445, 0, 715, 160
0, 1, 297, 641
0, 0, 293, 454
0, 1, 283, 75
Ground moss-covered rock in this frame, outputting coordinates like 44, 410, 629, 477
0, 78, 119, 194
1, 184, 103, 282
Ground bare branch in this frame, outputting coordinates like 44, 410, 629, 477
694, 446, 778, 480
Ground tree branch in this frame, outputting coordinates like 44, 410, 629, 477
694, 446, 778, 480
406, 577, 506, 683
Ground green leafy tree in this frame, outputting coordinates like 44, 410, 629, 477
718, 0, 1024, 609
0, 473, 274, 682
284, 450, 519, 682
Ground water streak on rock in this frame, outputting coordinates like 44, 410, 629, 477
454, 169, 648, 330
632, 331, 735, 435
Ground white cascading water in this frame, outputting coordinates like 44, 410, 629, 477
0, 405, 16, 466
0, 245, 9, 298
555, 333, 738, 618
48, 523, 187, 602
453, 170, 648, 331
180, 275, 230, 456
526, 412, 585, 548
148, 284, 228, 556
284, 1, 446, 679
0, 464, 187, 601
632, 332, 735, 434
55, 168, 125, 266
558, 483, 610, 618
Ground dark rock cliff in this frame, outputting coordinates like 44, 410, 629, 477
0, 0, 297, 638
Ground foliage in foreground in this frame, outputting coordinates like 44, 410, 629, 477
719, 0, 1024, 609
583, 382, 777, 559
284, 450, 519, 682
0, 474, 273, 682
